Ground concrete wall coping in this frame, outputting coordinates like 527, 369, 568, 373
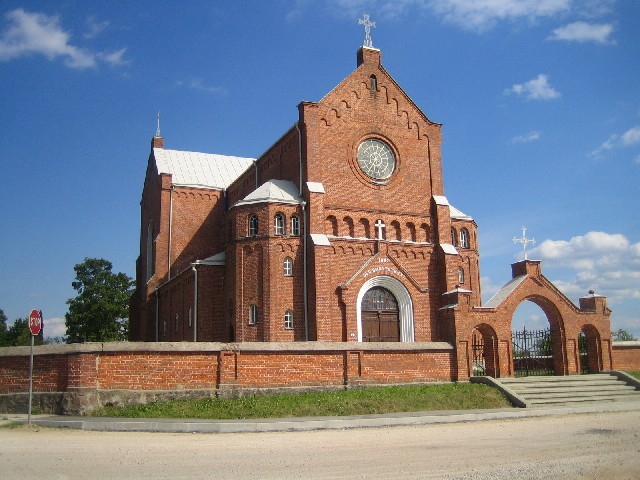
0, 341, 454, 357
612, 341, 640, 349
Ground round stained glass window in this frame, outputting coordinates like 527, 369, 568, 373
357, 138, 396, 181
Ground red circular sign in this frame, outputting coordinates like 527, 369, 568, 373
28, 309, 42, 336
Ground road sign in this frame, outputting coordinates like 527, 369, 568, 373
28, 309, 42, 336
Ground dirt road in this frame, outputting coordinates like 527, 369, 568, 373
1, 410, 639, 479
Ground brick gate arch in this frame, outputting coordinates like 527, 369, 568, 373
510, 295, 568, 376
457, 261, 612, 379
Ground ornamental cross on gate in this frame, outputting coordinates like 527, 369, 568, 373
358, 14, 376, 48
513, 226, 535, 260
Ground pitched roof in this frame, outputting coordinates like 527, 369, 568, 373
233, 179, 302, 207
484, 275, 527, 308
154, 148, 255, 189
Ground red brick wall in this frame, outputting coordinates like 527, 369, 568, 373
0, 342, 455, 414
612, 343, 640, 371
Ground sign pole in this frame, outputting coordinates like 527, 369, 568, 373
27, 309, 42, 427
28, 333, 34, 426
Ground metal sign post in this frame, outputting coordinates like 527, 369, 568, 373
27, 309, 42, 426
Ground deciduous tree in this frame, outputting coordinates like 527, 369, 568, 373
65, 258, 134, 343
611, 329, 637, 342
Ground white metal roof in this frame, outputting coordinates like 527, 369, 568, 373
450, 204, 473, 221
484, 275, 527, 308
154, 148, 255, 189
233, 179, 302, 207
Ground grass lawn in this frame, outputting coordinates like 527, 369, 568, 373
92, 382, 513, 419
627, 371, 640, 380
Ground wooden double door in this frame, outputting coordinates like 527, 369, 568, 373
361, 287, 400, 342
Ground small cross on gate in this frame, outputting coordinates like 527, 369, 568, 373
513, 226, 535, 260
358, 14, 376, 48
375, 219, 386, 240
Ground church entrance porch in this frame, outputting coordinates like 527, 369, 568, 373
361, 287, 400, 342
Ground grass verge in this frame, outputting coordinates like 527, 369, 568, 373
92, 383, 512, 419
627, 371, 640, 381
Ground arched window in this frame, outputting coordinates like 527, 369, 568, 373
290, 215, 300, 236
458, 268, 465, 285
248, 215, 259, 236
283, 257, 293, 276
249, 304, 258, 325
460, 228, 469, 248
451, 228, 458, 246
370, 75, 377, 92
274, 214, 285, 235
284, 310, 294, 329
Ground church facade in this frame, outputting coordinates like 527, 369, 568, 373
129, 46, 613, 379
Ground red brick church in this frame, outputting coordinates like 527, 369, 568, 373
129, 42, 613, 378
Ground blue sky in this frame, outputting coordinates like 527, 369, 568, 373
1, 0, 638, 339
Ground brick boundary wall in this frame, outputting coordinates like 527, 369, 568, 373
0, 342, 455, 415
611, 341, 640, 371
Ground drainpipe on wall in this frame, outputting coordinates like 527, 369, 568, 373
155, 288, 159, 342
295, 123, 309, 341
302, 200, 309, 341
191, 264, 198, 342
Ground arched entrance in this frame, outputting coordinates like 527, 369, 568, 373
511, 297, 567, 376
579, 325, 602, 374
361, 287, 399, 342
471, 324, 499, 377
356, 276, 414, 342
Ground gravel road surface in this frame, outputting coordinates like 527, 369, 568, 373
1, 410, 639, 479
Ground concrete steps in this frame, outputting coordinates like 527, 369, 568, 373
496, 373, 640, 407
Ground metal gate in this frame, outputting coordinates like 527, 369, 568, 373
471, 330, 486, 375
579, 331, 589, 374
512, 327, 553, 377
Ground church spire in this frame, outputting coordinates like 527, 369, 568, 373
152, 110, 164, 148
155, 110, 161, 138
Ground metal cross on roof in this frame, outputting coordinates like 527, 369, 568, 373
155, 110, 161, 137
358, 14, 376, 48
513, 226, 535, 260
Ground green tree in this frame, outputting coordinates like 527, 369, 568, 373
65, 258, 134, 343
3, 317, 44, 346
0, 308, 8, 346
611, 329, 637, 341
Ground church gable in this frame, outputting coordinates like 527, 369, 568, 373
317, 48, 438, 137
300, 47, 444, 217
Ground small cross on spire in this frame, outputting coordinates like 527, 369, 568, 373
358, 14, 376, 48
155, 111, 161, 137
513, 226, 535, 260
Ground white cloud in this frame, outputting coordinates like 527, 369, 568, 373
529, 231, 640, 305
98, 47, 129, 67
43, 316, 66, 338
589, 125, 640, 160
0, 9, 127, 69
621, 126, 640, 145
505, 74, 561, 100
426, 0, 571, 33
511, 131, 541, 143
548, 21, 614, 43
0, 8, 96, 68
84, 15, 109, 39
176, 77, 228, 95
